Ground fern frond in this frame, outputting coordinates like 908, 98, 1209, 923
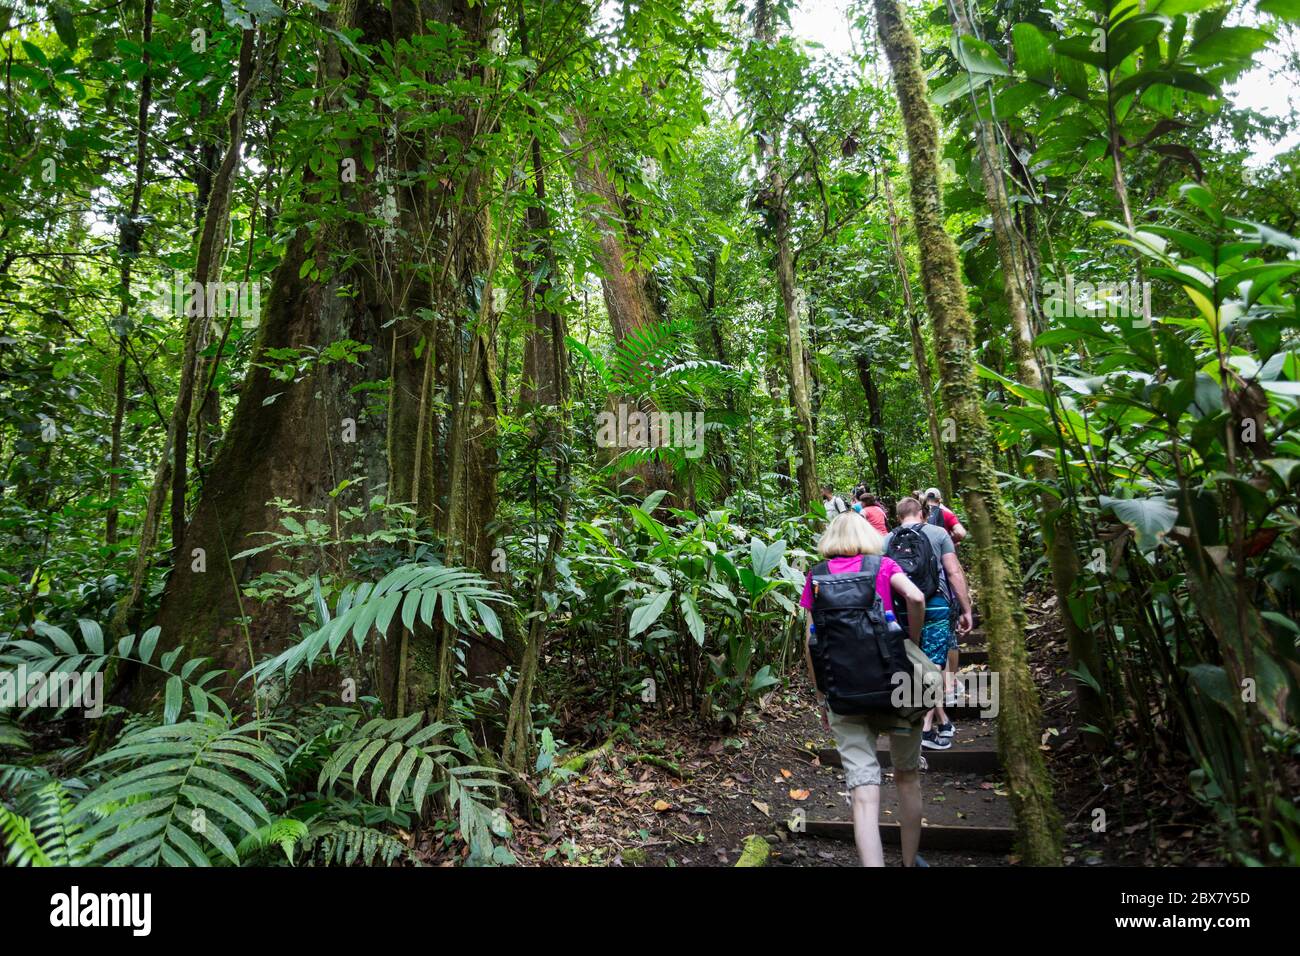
0, 777, 85, 865
249, 563, 512, 685
646, 359, 749, 399
0, 805, 50, 866
302, 820, 415, 867
610, 318, 693, 388
236, 817, 309, 865
0, 717, 30, 751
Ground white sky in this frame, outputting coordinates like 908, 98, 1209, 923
788, 0, 1299, 166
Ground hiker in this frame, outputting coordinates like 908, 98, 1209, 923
858, 492, 889, 536
884, 497, 973, 751
922, 487, 967, 544
822, 484, 850, 517
800, 512, 929, 867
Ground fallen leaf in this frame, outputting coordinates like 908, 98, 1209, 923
653, 799, 671, 812
780, 768, 793, 779
789, 789, 810, 801
751, 800, 770, 817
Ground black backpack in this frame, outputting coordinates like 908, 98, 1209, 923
927, 505, 945, 528
885, 525, 941, 600
807, 556, 922, 717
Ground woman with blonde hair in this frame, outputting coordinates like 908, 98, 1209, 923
799, 512, 929, 866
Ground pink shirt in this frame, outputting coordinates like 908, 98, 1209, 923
799, 554, 903, 615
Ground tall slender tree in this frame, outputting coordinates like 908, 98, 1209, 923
873, 0, 1062, 864
947, 1, 1104, 734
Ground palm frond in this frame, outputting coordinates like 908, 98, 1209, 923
0, 620, 230, 724
318, 711, 505, 816
73, 716, 285, 866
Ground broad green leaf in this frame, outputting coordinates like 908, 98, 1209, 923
629, 589, 672, 638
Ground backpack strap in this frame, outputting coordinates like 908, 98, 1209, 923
859, 554, 883, 607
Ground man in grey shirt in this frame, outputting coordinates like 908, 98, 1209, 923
884, 497, 973, 748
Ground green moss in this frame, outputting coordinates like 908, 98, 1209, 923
734, 834, 771, 867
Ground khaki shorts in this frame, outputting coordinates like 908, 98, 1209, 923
827, 710, 922, 789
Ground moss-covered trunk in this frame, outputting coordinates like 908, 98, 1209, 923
874, 0, 1062, 864
882, 171, 951, 501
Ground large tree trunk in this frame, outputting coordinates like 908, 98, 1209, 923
503, 38, 571, 763
151, 0, 498, 718
113, 27, 260, 635
874, 0, 1062, 865
948, 5, 1105, 737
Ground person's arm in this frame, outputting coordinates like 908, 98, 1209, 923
946, 509, 968, 543
890, 572, 925, 645
942, 551, 973, 633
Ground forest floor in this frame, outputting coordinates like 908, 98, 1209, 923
462, 593, 1227, 867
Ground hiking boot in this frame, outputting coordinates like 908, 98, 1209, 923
921, 730, 951, 750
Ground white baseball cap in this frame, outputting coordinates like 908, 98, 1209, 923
923, 487, 942, 502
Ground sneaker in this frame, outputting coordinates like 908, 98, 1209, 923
937, 721, 956, 739
921, 730, 951, 750
912, 854, 931, 867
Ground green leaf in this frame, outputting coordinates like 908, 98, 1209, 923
954, 35, 1010, 75
163, 677, 183, 724
139, 626, 160, 664
1258, 0, 1300, 22
52, 6, 78, 50
629, 589, 672, 638
931, 71, 990, 106
1012, 23, 1055, 84
1100, 495, 1178, 551
1185, 26, 1274, 64
680, 594, 706, 646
